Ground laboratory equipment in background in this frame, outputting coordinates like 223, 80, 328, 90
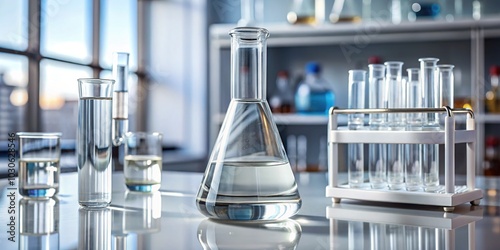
486, 65, 500, 113
347, 70, 366, 188
484, 136, 500, 177
269, 70, 294, 113
329, 0, 361, 23
196, 27, 301, 221
295, 62, 335, 115
287, 0, 324, 24
77, 78, 115, 207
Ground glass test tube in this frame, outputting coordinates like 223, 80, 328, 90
419, 58, 440, 192
112, 52, 129, 146
385, 61, 405, 190
405, 68, 423, 191
437, 64, 455, 108
368, 64, 387, 189
347, 70, 366, 188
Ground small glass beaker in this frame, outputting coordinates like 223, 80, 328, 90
18, 132, 61, 198
78, 207, 111, 250
196, 27, 301, 221
124, 132, 163, 192
19, 198, 59, 250
77, 78, 114, 207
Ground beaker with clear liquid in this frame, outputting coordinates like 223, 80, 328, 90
77, 78, 114, 207
196, 27, 301, 221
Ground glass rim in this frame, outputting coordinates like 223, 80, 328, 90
437, 64, 455, 69
17, 132, 62, 138
418, 57, 439, 62
384, 61, 404, 66
77, 78, 115, 84
229, 27, 270, 39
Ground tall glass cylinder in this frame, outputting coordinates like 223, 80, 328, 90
385, 61, 405, 190
348, 70, 366, 188
405, 68, 422, 191
368, 64, 387, 189
77, 78, 115, 207
196, 27, 301, 221
419, 58, 440, 192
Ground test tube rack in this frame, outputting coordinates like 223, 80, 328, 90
326, 107, 483, 212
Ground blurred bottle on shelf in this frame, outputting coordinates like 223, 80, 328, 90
484, 136, 500, 176
294, 62, 335, 115
269, 70, 294, 113
287, 0, 324, 25
485, 65, 500, 113
329, 0, 361, 23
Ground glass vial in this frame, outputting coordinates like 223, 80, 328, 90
419, 58, 440, 192
405, 68, 423, 191
385, 61, 405, 190
348, 70, 366, 188
77, 78, 115, 207
196, 27, 301, 221
368, 64, 387, 189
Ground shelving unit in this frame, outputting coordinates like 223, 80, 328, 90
326, 108, 483, 212
209, 17, 500, 170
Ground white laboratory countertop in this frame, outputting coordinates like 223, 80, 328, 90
1, 171, 500, 249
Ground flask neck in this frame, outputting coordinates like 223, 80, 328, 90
230, 27, 269, 100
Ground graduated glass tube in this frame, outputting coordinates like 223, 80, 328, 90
112, 52, 129, 146
196, 27, 301, 221
419, 58, 440, 192
77, 78, 114, 207
347, 70, 366, 188
385, 61, 405, 190
405, 68, 423, 191
368, 64, 387, 189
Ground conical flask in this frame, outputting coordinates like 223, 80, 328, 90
196, 27, 301, 221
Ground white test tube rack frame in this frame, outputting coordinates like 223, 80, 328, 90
326, 107, 483, 212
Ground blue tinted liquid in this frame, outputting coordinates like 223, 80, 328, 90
295, 91, 335, 114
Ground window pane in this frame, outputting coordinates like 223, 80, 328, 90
0, 0, 28, 50
0, 53, 28, 140
40, 59, 92, 139
100, 0, 137, 70
100, 70, 138, 133
41, 0, 92, 63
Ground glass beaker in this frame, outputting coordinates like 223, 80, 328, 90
385, 61, 405, 190
419, 58, 440, 192
77, 78, 115, 207
196, 27, 301, 221
368, 64, 387, 189
347, 70, 366, 188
